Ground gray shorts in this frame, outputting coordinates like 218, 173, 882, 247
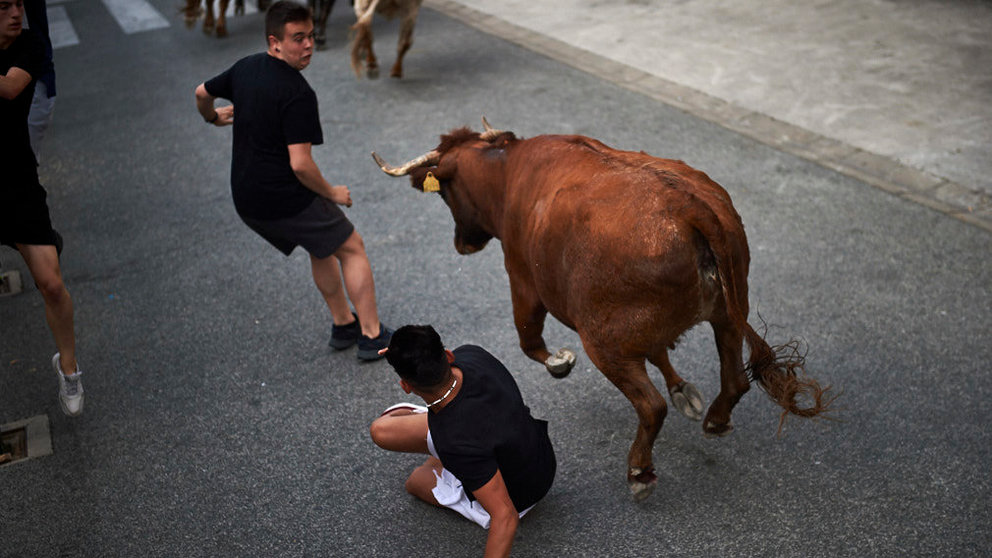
239, 197, 355, 259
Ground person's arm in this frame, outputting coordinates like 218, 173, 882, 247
472, 470, 519, 558
0, 66, 32, 100
194, 83, 233, 126
287, 142, 352, 207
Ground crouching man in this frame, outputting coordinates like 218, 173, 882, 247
370, 325, 556, 558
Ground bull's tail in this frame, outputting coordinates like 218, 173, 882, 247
349, 0, 381, 77
688, 198, 837, 434
348, 21, 370, 77
742, 323, 838, 434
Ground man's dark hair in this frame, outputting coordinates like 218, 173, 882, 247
385, 325, 449, 389
265, 0, 311, 41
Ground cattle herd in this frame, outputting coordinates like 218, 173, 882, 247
183, 0, 424, 79
181, 0, 838, 499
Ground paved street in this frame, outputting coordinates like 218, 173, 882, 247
1, 1, 990, 556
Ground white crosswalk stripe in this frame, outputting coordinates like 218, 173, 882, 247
46, 0, 262, 49
101, 0, 169, 35
47, 6, 79, 49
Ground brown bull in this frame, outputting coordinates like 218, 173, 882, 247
372, 119, 836, 500
350, 0, 423, 78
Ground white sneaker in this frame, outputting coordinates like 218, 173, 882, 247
52, 353, 84, 416
379, 402, 428, 417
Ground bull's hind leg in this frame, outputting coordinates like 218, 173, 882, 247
703, 318, 751, 437
183, 0, 203, 29
649, 350, 704, 422
509, 282, 576, 378
585, 341, 666, 501
215, 0, 230, 37
363, 30, 379, 78
314, 0, 336, 48
202, 0, 216, 34
389, 11, 418, 78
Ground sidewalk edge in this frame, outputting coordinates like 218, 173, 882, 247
426, 0, 992, 234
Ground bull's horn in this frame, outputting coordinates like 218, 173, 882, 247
480, 116, 506, 142
371, 150, 440, 176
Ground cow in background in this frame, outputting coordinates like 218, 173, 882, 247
350, 0, 424, 78
182, 0, 272, 38
372, 119, 836, 500
309, 0, 341, 48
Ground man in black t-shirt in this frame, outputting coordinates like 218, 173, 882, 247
194, 0, 391, 360
371, 325, 556, 558
2, 0, 84, 416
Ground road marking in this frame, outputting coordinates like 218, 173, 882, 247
48, 6, 79, 49
101, 0, 169, 34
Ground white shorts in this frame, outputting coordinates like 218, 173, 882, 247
426, 430, 534, 529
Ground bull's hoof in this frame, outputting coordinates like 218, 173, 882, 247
627, 467, 657, 501
703, 420, 735, 438
216, 25, 227, 38
367, 66, 380, 80
545, 348, 576, 379
670, 381, 704, 422
202, 22, 215, 35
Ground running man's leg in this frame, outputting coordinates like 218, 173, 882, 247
18, 243, 76, 374
332, 230, 381, 338
309, 251, 356, 327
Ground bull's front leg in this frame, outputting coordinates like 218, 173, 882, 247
508, 279, 576, 378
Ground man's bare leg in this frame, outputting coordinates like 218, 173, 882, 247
332, 231, 381, 338
18, 243, 76, 373
310, 250, 356, 327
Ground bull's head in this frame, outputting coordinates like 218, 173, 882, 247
372, 117, 516, 255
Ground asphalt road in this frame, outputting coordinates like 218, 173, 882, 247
1, 1, 990, 557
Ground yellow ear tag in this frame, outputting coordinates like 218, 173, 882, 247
423, 172, 441, 193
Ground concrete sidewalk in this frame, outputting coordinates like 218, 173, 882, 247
428, 0, 992, 232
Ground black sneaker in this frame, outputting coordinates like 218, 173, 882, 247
357, 324, 393, 361
329, 313, 361, 350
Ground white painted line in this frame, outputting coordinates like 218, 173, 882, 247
48, 5, 79, 49
101, 0, 169, 35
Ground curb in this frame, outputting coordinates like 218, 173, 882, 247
427, 0, 992, 234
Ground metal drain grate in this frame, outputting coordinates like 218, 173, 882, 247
0, 415, 53, 467
0, 269, 23, 297
0, 427, 27, 464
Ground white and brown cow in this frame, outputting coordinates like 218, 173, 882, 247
349, 0, 423, 78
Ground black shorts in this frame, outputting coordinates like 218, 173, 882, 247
0, 170, 61, 250
239, 196, 355, 259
